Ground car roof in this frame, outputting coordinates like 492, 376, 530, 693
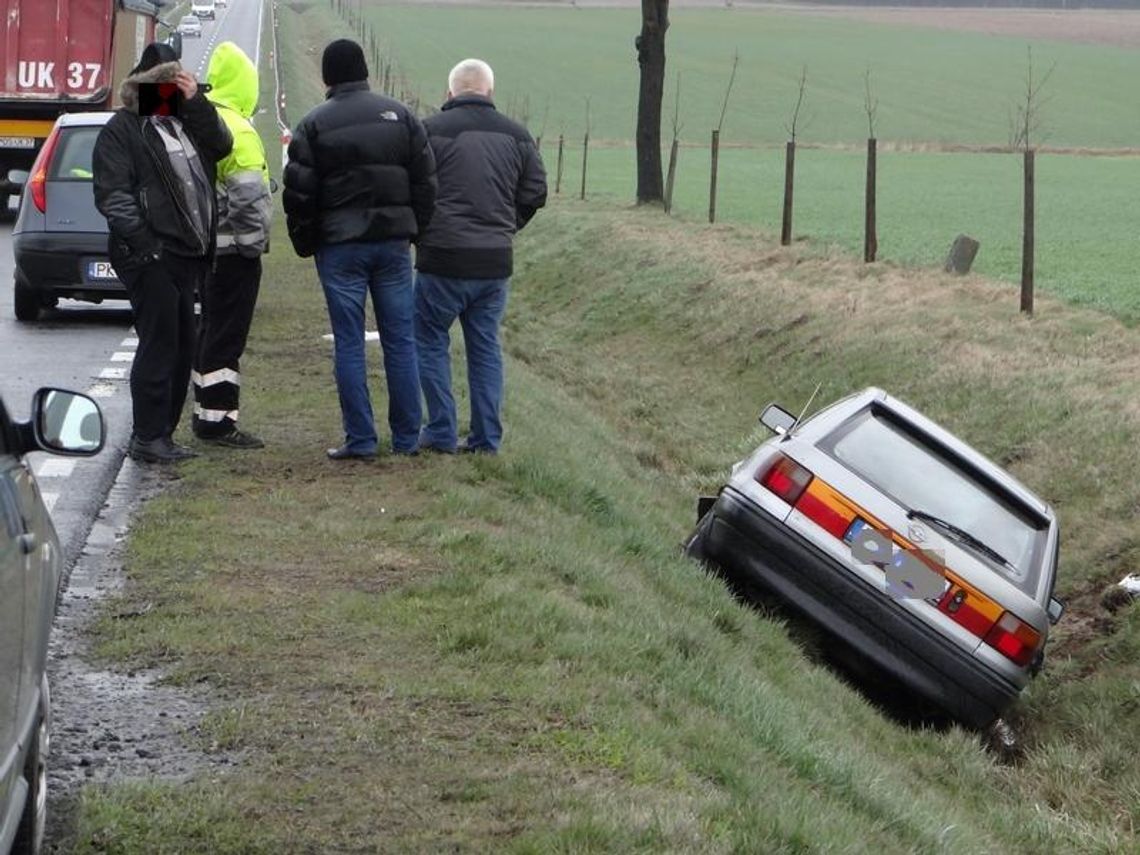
56, 112, 114, 128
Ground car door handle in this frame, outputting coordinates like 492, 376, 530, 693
18, 533, 37, 554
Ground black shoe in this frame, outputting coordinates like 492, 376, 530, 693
168, 439, 200, 460
327, 445, 376, 460
201, 429, 265, 449
459, 441, 498, 456
129, 435, 194, 464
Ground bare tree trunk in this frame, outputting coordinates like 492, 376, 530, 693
781, 141, 795, 246
556, 135, 564, 194
864, 138, 877, 263
664, 137, 679, 214
1021, 149, 1035, 315
635, 0, 670, 204
708, 129, 719, 223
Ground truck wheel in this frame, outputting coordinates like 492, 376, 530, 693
14, 279, 40, 322
12, 692, 48, 855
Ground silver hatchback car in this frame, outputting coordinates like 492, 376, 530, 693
1, 387, 103, 853
686, 387, 1063, 728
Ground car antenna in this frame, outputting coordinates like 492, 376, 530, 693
789, 382, 822, 435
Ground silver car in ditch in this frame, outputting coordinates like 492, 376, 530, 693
685, 387, 1063, 728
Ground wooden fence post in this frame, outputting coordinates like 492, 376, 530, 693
708, 129, 720, 223
1021, 149, 1035, 315
781, 141, 795, 246
664, 138, 679, 215
864, 137, 877, 263
580, 131, 589, 200
555, 135, 564, 194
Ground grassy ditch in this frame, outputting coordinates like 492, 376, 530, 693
61, 195, 1140, 851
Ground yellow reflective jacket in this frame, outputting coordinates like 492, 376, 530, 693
207, 41, 271, 257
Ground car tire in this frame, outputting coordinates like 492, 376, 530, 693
12, 686, 48, 855
14, 279, 41, 322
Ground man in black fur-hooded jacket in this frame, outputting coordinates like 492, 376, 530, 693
93, 42, 233, 464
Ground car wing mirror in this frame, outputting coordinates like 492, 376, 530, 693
759, 403, 797, 436
1047, 597, 1065, 625
166, 31, 184, 60
32, 388, 105, 456
7, 169, 29, 193
269, 177, 279, 194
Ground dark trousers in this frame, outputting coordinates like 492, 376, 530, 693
192, 254, 262, 438
120, 256, 205, 442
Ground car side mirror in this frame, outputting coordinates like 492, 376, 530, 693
7, 169, 29, 192
269, 177, 279, 194
1046, 597, 1065, 625
166, 31, 183, 59
32, 388, 104, 456
759, 403, 797, 436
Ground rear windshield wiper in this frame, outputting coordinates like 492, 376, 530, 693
905, 509, 1015, 571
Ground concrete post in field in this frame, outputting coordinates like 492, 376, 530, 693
708, 129, 720, 223
781, 140, 795, 246
555, 135, 564, 194
580, 131, 589, 200
944, 235, 980, 275
1021, 149, 1035, 315
864, 138, 877, 263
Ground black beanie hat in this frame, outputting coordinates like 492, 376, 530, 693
130, 42, 179, 77
322, 39, 368, 87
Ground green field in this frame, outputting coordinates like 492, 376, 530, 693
280, 2, 1140, 322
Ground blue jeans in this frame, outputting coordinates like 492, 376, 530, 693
315, 241, 421, 454
414, 273, 509, 452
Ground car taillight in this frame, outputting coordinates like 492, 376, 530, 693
28, 126, 62, 213
983, 611, 1042, 667
758, 455, 812, 505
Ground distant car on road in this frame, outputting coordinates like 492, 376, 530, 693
177, 15, 203, 38
0, 386, 104, 854
9, 112, 119, 322
685, 387, 1064, 729
191, 0, 216, 19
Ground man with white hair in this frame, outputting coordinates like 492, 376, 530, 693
414, 58, 547, 455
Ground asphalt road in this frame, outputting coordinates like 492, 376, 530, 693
0, 0, 264, 568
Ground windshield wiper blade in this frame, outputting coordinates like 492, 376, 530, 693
905, 509, 1014, 569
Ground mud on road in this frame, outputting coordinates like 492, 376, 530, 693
44, 460, 239, 850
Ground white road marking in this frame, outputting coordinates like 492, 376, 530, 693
98, 367, 128, 380
35, 458, 76, 479
121, 337, 139, 348
42, 492, 59, 512
110, 351, 135, 363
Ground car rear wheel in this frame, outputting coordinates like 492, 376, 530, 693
14, 279, 41, 322
12, 689, 48, 855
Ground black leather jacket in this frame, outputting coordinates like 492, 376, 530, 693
283, 81, 436, 258
93, 62, 232, 274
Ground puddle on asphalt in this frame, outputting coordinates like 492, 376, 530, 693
45, 459, 240, 846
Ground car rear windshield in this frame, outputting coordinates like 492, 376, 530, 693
47, 127, 100, 182
823, 407, 1046, 590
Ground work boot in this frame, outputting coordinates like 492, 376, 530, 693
128, 435, 196, 464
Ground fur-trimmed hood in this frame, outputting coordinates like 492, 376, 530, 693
119, 61, 181, 114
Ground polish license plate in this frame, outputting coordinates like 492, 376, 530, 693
87, 261, 118, 281
0, 137, 35, 149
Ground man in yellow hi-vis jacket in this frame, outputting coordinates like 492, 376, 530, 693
192, 41, 272, 448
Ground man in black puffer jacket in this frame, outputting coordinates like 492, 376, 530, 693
93, 42, 233, 464
414, 59, 547, 456
283, 39, 436, 460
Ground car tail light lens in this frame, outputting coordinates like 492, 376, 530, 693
28, 126, 62, 213
758, 455, 812, 505
983, 611, 1042, 667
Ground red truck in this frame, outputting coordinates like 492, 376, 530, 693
0, 0, 174, 211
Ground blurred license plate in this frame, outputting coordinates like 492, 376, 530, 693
88, 261, 118, 280
0, 137, 34, 149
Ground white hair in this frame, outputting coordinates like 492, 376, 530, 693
447, 58, 494, 97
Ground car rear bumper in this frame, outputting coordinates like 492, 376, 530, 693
690, 486, 1020, 728
14, 231, 126, 301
